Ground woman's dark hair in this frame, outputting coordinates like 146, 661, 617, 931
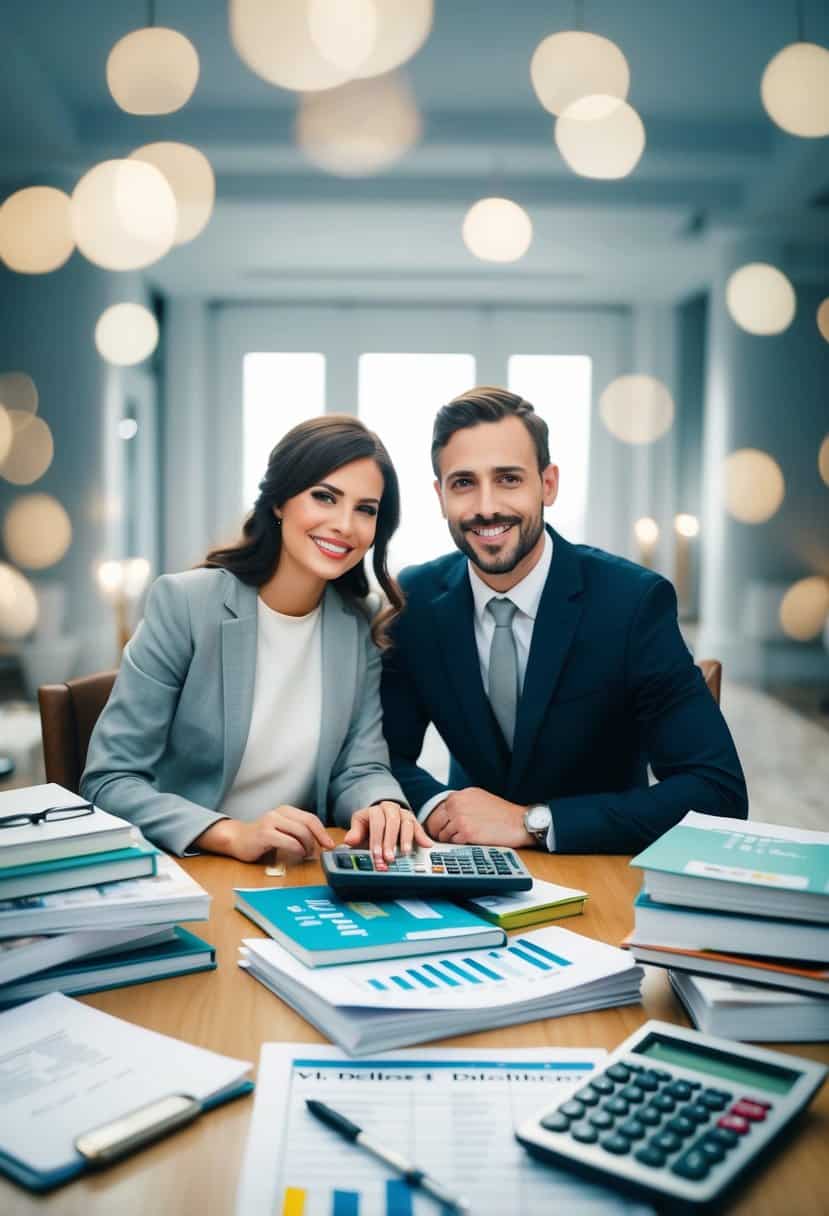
204, 415, 403, 647
431, 385, 550, 478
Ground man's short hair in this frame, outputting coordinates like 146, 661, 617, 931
431, 386, 550, 478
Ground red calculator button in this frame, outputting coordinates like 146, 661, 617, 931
717, 1114, 749, 1135
732, 1100, 767, 1122
742, 1097, 772, 1110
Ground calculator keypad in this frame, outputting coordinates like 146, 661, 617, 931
333, 846, 521, 876
540, 1059, 774, 1184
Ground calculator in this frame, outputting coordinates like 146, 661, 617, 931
321, 845, 533, 898
515, 1020, 827, 1210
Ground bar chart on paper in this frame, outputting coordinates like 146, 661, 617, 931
237, 1046, 654, 1216
354, 937, 573, 1000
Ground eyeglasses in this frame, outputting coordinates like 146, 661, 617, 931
0, 803, 95, 829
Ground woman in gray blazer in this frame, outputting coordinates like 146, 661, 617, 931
82, 415, 431, 865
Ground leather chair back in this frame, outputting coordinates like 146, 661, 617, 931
697, 659, 722, 705
38, 671, 117, 794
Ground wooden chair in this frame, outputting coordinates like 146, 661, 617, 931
38, 671, 117, 794
697, 658, 722, 705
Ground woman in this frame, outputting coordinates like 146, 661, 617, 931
82, 415, 431, 866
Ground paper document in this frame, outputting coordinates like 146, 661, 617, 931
236, 1044, 654, 1216
0, 993, 252, 1187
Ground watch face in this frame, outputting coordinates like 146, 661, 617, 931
526, 805, 550, 832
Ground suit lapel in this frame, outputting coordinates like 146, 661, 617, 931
509, 530, 585, 789
316, 586, 357, 811
219, 576, 259, 798
433, 559, 508, 787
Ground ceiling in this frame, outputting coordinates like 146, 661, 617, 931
2, 0, 828, 302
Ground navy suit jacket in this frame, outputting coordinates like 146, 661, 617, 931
380, 528, 748, 853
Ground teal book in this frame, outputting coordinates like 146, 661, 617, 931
0, 927, 215, 1007
0, 843, 158, 901
234, 884, 506, 966
631, 812, 829, 924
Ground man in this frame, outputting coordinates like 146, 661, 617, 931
380, 387, 747, 853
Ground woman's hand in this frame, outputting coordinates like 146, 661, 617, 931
343, 802, 432, 870
194, 807, 334, 863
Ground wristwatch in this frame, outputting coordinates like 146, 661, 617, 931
523, 803, 553, 848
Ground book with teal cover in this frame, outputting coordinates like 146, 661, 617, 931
234, 884, 505, 966
0, 927, 216, 1007
631, 812, 829, 923
0, 844, 158, 900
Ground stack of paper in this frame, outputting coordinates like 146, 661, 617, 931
240, 925, 643, 1055
465, 877, 587, 929
627, 813, 829, 1038
0, 784, 213, 1006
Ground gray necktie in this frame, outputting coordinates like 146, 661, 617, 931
487, 597, 519, 749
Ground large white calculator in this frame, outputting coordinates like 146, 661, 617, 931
516, 1020, 826, 1210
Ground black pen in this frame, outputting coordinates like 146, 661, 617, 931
305, 1099, 470, 1213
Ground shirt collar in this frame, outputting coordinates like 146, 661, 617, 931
468, 529, 553, 627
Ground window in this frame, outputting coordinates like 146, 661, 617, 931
358, 353, 476, 570
242, 353, 325, 508
508, 355, 592, 543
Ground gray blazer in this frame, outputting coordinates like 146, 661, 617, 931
81, 567, 406, 856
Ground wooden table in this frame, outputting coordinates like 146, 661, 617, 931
4, 843, 827, 1215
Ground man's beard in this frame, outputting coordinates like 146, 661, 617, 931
448, 509, 545, 575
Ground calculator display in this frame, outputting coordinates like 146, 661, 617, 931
633, 1033, 799, 1095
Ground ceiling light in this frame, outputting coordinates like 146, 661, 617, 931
230, 0, 350, 92
555, 97, 646, 179
129, 142, 215, 245
0, 563, 39, 639
297, 74, 421, 176
106, 26, 199, 115
3, 494, 72, 570
725, 263, 796, 335
779, 576, 829, 641
0, 187, 75, 274
71, 160, 177, 271
599, 375, 674, 444
723, 449, 785, 523
95, 304, 159, 367
761, 42, 829, 138
530, 30, 629, 117
462, 197, 533, 263
0, 415, 54, 485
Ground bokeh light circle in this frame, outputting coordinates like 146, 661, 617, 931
779, 577, 829, 641
129, 142, 215, 244
817, 298, 829, 343
352, 0, 433, 78
599, 375, 675, 444
726, 263, 796, 335
106, 27, 199, 115
0, 372, 38, 424
462, 197, 533, 263
95, 303, 159, 366
634, 517, 659, 545
0, 408, 11, 466
230, 0, 350, 92
530, 31, 629, 117
308, 0, 378, 73
0, 415, 54, 485
71, 160, 177, 271
297, 74, 422, 176
3, 494, 72, 570
723, 449, 785, 523
0, 187, 75, 274
761, 42, 829, 138
0, 563, 38, 639
818, 435, 829, 487
555, 98, 645, 179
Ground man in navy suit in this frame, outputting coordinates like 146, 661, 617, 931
380, 387, 747, 853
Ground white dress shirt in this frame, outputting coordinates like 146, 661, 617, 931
420, 531, 557, 850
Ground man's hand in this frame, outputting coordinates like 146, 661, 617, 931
343, 802, 432, 869
425, 789, 534, 848
194, 807, 335, 863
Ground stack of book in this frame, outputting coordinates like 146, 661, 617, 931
0, 783, 214, 1007
625, 811, 829, 1042
234, 881, 641, 1055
